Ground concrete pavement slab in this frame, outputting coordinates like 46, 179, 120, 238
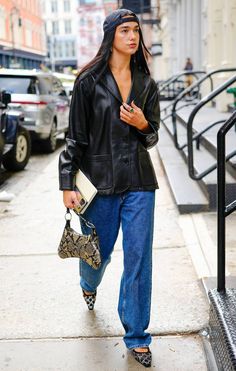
0, 247, 208, 339
0, 335, 207, 371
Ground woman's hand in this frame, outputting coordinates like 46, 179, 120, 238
63, 190, 82, 209
120, 101, 150, 132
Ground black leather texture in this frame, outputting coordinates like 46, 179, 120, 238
59, 65, 160, 194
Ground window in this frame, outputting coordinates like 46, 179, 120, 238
64, 0, 70, 12
64, 20, 71, 34
71, 40, 75, 57
52, 21, 59, 34
80, 17, 86, 26
63, 40, 76, 57
39, 77, 52, 94
0, 7, 6, 39
122, 0, 151, 14
25, 20, 32, 46
65, 41, 70, 57
52, 77, 64, 95
51, 0, 58, 13
58, 42, 63, 58
0, 76, 37, 94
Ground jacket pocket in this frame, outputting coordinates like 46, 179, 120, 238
85, 154, 113, 190
138, 151, 157, 186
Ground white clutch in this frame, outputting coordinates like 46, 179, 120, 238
74, 170, 97, 214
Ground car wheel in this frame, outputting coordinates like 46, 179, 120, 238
43, 120, 57, 153
2, 127, 31, 171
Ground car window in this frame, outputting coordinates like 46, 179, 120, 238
0, 76, 37, 94
52, 77, 65, 96
38, 77, 52, 95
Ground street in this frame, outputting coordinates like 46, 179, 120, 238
0, 144, 210, 370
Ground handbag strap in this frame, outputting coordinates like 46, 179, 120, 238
65, 208, 97, 235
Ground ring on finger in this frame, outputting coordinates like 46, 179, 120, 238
130, 108, 134, 113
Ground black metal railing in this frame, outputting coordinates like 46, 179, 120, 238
217, 111, 236, 292
187, 73, 236, 180
172, 68, 236, 150
159, 70, 206, 102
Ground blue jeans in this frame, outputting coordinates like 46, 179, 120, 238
79, 191, 155, 349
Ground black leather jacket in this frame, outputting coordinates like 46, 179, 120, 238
59, 66, 160, 194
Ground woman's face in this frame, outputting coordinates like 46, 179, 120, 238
112, 21, 140, 56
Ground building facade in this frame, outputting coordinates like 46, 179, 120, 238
42, 0, 117, 72
42, 0, 78, 72
0, 0, 47, 69
77, 0, 117, 69
155, 0, 236, 81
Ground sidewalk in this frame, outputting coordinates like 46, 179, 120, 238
0, 147, 209, 370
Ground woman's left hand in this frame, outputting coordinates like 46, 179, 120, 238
120, 101, 149, 132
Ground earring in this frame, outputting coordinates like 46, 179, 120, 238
110, 47, 113, 53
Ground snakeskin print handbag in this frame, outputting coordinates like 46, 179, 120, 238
58, 208, 101, 270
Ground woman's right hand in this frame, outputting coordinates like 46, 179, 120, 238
63, 190, 82, 209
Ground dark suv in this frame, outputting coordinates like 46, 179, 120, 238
0, 91, 31, 171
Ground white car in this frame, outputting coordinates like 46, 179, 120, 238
0, 69, 70, 152
53, 72, 76, 98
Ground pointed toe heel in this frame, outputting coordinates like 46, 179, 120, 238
131, 347, 152, 368
82, 289, 97, 310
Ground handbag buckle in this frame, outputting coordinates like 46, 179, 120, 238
65, 210, 72, 221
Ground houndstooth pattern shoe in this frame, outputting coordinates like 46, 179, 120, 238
82, 289, 97, 310
131, 347, 152, 368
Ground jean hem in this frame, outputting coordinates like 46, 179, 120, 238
127, 343, 151, 350
80, 278, 97, 293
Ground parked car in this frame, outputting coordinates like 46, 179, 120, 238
0, 90, 31, 171
0, 69, 70, 153
53, 72, 75, 97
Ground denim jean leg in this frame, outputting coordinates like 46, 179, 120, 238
79, 194, 121, 292
118, 191, 155, 349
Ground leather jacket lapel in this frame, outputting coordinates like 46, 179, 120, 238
100, 67, 123, 103
127, 67, 146, 106
100, 65, 147, 105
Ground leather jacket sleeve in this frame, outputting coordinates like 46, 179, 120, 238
59, 78, 90, 190
136, 79, 160, 149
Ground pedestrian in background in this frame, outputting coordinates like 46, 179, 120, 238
59, 8, 160, 368
184, 57, 193, 87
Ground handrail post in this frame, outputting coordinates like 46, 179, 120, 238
217, 128, 226, 292
172, 110, 178, 147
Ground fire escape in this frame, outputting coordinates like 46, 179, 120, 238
117, 0, 161, 27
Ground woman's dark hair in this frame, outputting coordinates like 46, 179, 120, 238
78, 15, 151, 81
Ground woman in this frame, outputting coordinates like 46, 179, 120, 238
59, 8, 160, 368
184, 57, 193, 87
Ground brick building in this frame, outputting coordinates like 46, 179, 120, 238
0, 0, 47, 69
